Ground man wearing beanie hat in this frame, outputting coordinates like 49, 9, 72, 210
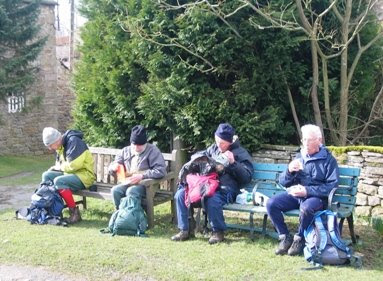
172, 123, 254, 244
108, 125, 167, 209
41, 127, 95, 224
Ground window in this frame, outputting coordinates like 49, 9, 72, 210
7, 93, 25, 113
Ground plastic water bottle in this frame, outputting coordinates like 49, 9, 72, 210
236, 191, 253, 205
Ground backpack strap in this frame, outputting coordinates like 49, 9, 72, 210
326, 212, 352, 257
314, 212, 328, 253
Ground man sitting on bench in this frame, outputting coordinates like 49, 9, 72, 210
266, 124, 339, 256
171, 123, 254, 244
108, 125, 167, 209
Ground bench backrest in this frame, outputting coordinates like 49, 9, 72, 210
248, 163, 360, 214
89, 146, 178, 184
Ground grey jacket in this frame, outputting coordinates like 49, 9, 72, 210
110, 143, 167, 180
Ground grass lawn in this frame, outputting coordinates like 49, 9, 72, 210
0, 154, 53, 186
0, 156, 382, 280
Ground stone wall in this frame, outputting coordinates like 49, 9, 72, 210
253, 145, 383, 218
0, 2, 58, 155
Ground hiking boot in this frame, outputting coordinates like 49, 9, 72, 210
208, 231, 224, 244
288, 235, 305, 256
275, 234, 293, 255
171, 231, 190, 241
67, 207, 82, 224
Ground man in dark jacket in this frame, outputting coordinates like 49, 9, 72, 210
266, 124, 339, 256
171, 123, 254, 244
42, 127, 95, 223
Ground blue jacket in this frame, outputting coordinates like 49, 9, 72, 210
279, 146, 339, 199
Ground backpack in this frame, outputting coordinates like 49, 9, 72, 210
102, 195, 148, 236
16, 181, 65, 225
303, 210, 360, 268
184, 172, 219, 207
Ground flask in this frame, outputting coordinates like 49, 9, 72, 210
116, 164, 126, 183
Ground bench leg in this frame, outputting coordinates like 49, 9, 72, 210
146, 188, 155, 229
82, 196, 87, 209
339, 217, 345, 236
262, 214, 268, 235
347, 214, 357, 244
250, 213, 255, 240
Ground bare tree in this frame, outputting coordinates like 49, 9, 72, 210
154, 0, 383, 144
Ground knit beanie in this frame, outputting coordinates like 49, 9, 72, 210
42, 127, 62, 146
215, 123, 235, 143
130, 125, 147, 145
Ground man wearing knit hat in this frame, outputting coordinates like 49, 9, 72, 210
108, 125, 167, 209
41, 127, 95, 224
172, 123, 254, 244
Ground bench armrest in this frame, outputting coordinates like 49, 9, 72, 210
139, 172, 176, 187
327, 187, 339, 211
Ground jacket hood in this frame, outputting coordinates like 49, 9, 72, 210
62, 130, 84, 146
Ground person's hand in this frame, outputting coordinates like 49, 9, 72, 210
49, 164, 61, 171
287, 184, 307, 197
224, 151, 235, 164
288, 159, 303, 173
124, 174, 143, 185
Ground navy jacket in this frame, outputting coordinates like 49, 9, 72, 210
279, 146, 339, 199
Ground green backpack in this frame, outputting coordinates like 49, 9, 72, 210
103, 195, 148, 236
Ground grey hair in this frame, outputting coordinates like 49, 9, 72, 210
301, 124, 322, 139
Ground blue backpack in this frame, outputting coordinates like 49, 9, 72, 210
304, 210, 360, 268
101, 195, 148, 236
25, 181, 65, 225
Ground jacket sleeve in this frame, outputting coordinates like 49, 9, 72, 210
142, 147, 167, 179
279, 169, 299, 187
305, 157, 339, 198
278, 156, 302, 187
226, 159, 253, 185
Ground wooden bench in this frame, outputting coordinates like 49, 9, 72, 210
73, 146, 183, 228
223, 163, 361, 243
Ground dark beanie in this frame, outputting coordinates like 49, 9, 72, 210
215, 123, 235, 143
130, 125, 147, 145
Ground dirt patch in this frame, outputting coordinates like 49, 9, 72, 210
0, 184, 36, 211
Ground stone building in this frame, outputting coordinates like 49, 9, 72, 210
0, 1, 70, 156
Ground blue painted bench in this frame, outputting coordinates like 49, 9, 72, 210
223, 163, 361, 243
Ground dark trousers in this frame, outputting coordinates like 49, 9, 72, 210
266, 192, 324, 237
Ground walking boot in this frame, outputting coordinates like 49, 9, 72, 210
275, 234, 293, 255
67, 207, 82, 224
208, 231, 224, 244
287, 235, 305, 256
171, 231, 190, 241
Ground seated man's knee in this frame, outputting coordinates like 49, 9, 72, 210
300, 199, 322, 215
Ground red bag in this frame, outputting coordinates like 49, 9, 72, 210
184, 172, 219, 207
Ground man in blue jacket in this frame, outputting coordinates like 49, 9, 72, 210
171, 123, 254, 244
266, 124, 339, 256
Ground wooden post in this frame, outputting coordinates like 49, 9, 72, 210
170, 136, 186, 224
